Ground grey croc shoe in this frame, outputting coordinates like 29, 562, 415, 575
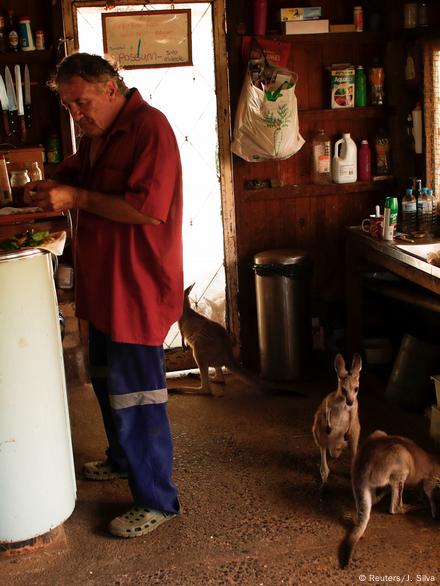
108, 506, 176, 538
82, 460, 128, 480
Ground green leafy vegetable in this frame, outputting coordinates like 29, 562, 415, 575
0, 229, 50, 251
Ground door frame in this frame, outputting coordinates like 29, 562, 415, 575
59, 1, 240, 366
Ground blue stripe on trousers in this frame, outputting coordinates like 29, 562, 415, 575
88, 325, 179, 514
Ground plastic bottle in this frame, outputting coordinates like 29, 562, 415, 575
354, 6, 363, 32
355, 65, 367, 107
428, 188, 437, 231
312, 129, 332, 184
412, 102, 423, 154
358, 139, 371, 181
417, 187, 432, 233
401, 187, 417, 234
414, 177, 422, 229
28, 161, 43, 181
253, 0, 267, 36
6, 9, 18, 53
374, 129, 390, 176
332, 132, 357, 184
369, 66, 385, 105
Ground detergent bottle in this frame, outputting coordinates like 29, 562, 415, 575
332, 132, 357, 183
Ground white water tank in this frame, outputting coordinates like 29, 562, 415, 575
0, 248, 76, 543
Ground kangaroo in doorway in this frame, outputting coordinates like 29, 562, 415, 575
339, 430, 440, 568
167, 284, 306, 397
312, 353, 362, 487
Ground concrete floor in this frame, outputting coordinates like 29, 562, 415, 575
2, 362, 440, 585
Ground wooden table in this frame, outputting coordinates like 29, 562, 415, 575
345, 227, 440, 355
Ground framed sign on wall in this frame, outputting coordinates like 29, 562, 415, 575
102, 9, 192, 69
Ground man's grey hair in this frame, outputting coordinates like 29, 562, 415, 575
48, 52, 129, 95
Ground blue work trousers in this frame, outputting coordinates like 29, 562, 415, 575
88, 325, 179, 514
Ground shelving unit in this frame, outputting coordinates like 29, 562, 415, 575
227, 0, 413, 365
243, 178, 395, 201
0, 1, 62, 156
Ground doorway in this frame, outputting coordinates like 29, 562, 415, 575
62, 1, 238, 368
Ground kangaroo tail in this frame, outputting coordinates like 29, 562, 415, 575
339, 487, 372, 568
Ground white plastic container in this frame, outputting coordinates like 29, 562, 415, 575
0, 248, 76, 543
332, 132, 357, 183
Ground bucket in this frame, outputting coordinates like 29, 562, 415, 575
385, 333, 440, 410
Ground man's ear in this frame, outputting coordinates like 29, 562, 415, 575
106, 80, 118, 98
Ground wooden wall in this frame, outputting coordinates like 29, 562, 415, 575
225, 0, 437, 367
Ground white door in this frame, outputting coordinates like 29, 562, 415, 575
63, 1, 237, 368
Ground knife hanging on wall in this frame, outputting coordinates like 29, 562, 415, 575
24, 64, 31, 129
4, 66, 18, 137
14, 64, 26, 142
0, 74, 10, 136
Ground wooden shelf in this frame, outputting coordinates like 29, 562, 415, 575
244, 179, 394, 201
299, 106, 390, 119
268, 31, 389, 44
0, 50, 54, 65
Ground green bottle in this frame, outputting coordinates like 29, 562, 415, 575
355, 65, 367, 107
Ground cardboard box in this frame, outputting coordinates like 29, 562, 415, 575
279, 7, 322, 21
430, 404, 440, 443
281, 19, 329, 35
431, 374, 440, 406
330, 63, 355, 109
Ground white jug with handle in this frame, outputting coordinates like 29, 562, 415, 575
332, 132, 357, 183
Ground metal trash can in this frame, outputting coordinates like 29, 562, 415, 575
253, 248, 311, 382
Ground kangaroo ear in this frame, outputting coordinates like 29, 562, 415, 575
351, 353, 362, 373
184, 283, 195, 296
334, 353, 346, 377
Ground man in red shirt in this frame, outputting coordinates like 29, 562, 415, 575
26, 53, 183, 538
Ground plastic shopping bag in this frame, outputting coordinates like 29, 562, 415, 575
231, 71, 305, 162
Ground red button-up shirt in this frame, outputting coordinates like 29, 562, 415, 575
57, 89, 183, 345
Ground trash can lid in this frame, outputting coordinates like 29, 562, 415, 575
0, 247, 48, 264
253, 248, 308, 265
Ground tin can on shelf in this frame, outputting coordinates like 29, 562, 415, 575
18, 17, 35, 51
35, 29, 45, 50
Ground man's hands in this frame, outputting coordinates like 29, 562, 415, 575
24, 180, 79, 211
24, 179, 160, 225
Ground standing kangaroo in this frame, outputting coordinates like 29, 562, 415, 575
340, 430, 440, 568
168, 284, 305, 397
312, 353, 362, 486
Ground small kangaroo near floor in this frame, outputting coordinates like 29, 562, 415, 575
168, 284, 305, 397
312, 353, 362, 487
340, 430, 440, 568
